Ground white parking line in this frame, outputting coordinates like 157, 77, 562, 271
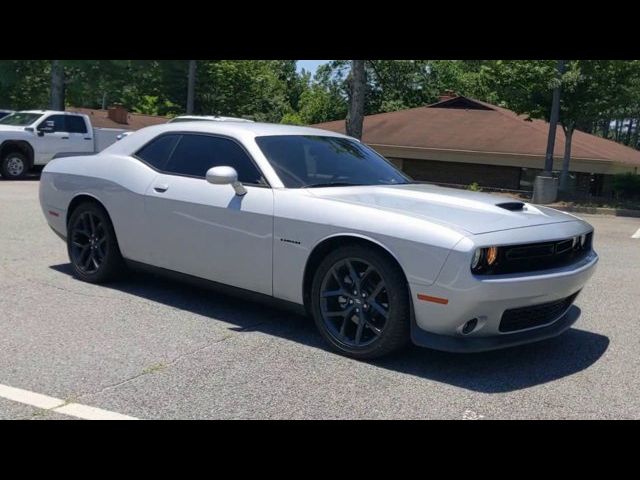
0, 383, 138, 420
632, 227, 640, 239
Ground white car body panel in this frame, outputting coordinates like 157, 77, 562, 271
39, 121, 598, 352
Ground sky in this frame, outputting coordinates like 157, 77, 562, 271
296, 60, 331, 75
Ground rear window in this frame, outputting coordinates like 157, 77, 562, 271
66, 115, 88, 134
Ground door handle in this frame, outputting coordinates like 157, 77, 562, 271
61, 136, 69, 139
153, 184, 169, 193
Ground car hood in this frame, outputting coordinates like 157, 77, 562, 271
306, 183, 575, 235
0, 125, 29, 134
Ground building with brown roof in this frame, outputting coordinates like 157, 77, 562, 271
314, 95, 640, 196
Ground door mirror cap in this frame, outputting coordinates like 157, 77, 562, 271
206, 166, 247, 196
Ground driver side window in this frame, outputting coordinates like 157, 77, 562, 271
37, 115, 67, 133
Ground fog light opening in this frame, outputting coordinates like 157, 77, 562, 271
462, 318, 478, 335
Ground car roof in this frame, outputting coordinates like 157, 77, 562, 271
103, 120, 354, 159
128, 120, 350, 139
170, 115, 254, 123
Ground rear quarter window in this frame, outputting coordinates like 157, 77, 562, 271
135, 134, 181, 169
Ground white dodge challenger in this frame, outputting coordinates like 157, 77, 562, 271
39, 121, 598, 359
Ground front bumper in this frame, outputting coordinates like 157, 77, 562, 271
408, 242, 598, 352
411, 304, 581, 353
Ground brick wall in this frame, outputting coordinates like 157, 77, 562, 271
400, 158, 522, 190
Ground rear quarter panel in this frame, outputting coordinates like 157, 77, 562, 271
40, 154, 158, 262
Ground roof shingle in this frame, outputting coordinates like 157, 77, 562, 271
314, 97, 640, 168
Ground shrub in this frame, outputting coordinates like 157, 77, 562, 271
613, 173, 640, 198
468, 182, 481, 192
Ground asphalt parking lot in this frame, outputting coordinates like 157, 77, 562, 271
1, 179, 639, 419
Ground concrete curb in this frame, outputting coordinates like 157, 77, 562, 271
550, 205, 640, 218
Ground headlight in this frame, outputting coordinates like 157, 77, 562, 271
471, 248, 483, 270
486, 246, 498, 266
579, 234, 586, 247
471, 246, 500, 273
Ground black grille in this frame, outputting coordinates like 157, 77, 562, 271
479, 232, 593, 275
499, 292, 580, 333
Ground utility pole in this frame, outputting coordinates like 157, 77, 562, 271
533, 60, 564, 204
544, 60, 565, 173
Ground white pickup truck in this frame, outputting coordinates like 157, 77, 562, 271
0, 110, 128, 179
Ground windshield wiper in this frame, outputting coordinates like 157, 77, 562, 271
303, 182, 364, 188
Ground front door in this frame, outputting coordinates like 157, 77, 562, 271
142, 133, 274, 296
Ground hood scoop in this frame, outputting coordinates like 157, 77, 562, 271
496, 201, 526, 211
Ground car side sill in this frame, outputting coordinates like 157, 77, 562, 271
124, 259, 307, 317
410, 305, 580, 353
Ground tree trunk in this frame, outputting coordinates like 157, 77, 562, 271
602, 119, 610, 139
632, 117, 640, 149
50, 60, 65, 110
559, 124, 574, 192
615, 119, 622, 141
186, 60, 197, 115
544, 60, 564, 173
626, 118, 635, 145
346, 60, 366, 140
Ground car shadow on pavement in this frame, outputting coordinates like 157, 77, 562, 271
50, 263, 610, 394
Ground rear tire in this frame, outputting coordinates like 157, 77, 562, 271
310, 244, 410, 360
67, 202, 126, 283
1, 152, 29, 179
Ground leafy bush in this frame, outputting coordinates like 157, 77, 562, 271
613, 173, 640, 198
468, 182, 481, 192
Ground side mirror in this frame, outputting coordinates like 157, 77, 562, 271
205, 166, 247, 196
38, 120, 54, 136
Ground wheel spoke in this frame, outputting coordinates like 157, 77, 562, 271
345, 260, 360, 289
365, 320, 382, 336
339, 306, 356, 336
72, 241, 88, 249
369, 300, 388, 318
354, 311, 365, 345
88, 214, 96, 235
360, 265, 374, 284
321, 288, 346, 298
323, 309, 350, 318
83, 251, 94, 270
369, 280, 385, 300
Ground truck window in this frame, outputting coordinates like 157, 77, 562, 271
38, 115, 67, 132
66, 115, 88, 134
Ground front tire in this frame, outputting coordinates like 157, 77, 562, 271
1, 152, 29, 179
67, 202, 125, 283
310, 244, 410, 360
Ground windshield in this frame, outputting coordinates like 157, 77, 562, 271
255, 135, 411, 188
0, 112, 43, 126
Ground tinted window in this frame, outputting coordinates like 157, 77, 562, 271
164, 134, 263, 184
255, 135, 410, 188
135, 134, 181, 169
66, 115, 88, 133
38, 115, 67, 132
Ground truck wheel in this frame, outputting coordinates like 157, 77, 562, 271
1, 152, 29, 180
